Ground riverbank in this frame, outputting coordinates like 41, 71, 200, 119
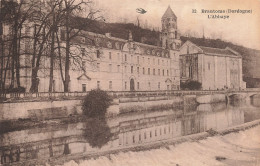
58, 120, 260, 166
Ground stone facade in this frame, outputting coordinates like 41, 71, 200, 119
63, 31, 180, 92
179, 41, 246, 90
0, 4, 246, 92
0, 6, 181, 92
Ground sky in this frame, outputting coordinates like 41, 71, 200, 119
91, 0, 260, 49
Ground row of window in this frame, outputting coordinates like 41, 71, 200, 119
82, 81, 169, 91
95, 63, 170, 76
120, 125, 177, 145
92, 51, 171, 66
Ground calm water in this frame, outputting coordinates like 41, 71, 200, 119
0, 97, 260, 165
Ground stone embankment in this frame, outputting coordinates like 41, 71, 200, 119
0, 94, 200, 121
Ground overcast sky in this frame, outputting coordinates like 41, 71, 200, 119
93, 0, 260, 49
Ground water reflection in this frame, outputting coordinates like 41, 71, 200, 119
83, 118, 113, 148
0, 97, 260, 165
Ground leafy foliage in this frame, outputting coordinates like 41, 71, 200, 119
181, 80, 202, 90
4, 86, 26, 93
81, 89, 112, 118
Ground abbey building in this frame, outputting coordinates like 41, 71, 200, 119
0, 5, 245, 92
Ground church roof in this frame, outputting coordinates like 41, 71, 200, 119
199, 46, 239, 56
162, 6, 177, 19
180, 40, 241, 57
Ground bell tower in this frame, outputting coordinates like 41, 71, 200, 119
161, 6, 181, 49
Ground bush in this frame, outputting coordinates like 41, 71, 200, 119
4, 86, 26, 93
181, 80, 202, 90
82, 89, 112, 118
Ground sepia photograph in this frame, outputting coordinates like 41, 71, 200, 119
0, 0, 260, 165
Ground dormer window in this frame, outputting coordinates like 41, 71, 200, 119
81, 37, 85, 43
81, 48, 86, 56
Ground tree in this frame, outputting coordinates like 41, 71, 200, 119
81, 89, 112, 118
0, 0, 38, 91
1, 0, 103, 92
180, 80, 202, 90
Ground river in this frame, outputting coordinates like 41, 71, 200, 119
0, 96, 260, 165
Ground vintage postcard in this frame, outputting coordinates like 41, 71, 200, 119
0, 0, 260, 165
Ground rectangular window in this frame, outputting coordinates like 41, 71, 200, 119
143, 68, 145, 74
25, 25, 30, 35
148, 58, 150, 64
153, 58, 155, 65
117, 65, 120, 72
109, 52, 112, 60
162, 60, 164, 65
117, 53, 120, 61
148, 82, 151, 89
137, 82, 140, 90
131, 55, 133, 63
158, 82, 160, 90
125, 54, 127, 62
158, 69, 160, 75
125, 81, 127, 90
148, 68, 150, 75
158, 59, 160, 65
155, 130, 157, 136
61, 30, 66, 40
97, 81, 100, 89
109, 64, 112, 72
97, 50, 101, 58
153, 69, 155, 75
167, 85, 170, 90
167, 70, 169, 76
125, 66, 127, 73
163, 69, 165, 76
131, 66, 133, 73
25, 39, 30, 52
82, 61, 86, 68
97, 63, 100, 71
143, 57, 145, 63
109, 81, 112, 90
144, 132, 146, 139
137, 67, 140, 74
208, 63, 211, 70
133, 135, 135, 143
82, 84, 86, 92
119, 137, 122, 145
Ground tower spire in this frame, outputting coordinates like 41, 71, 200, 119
162, 6, 177, 19
161, 6, 181, 49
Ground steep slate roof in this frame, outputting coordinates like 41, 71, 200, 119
199, 46, 238, 56
162, 6, 177, 19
